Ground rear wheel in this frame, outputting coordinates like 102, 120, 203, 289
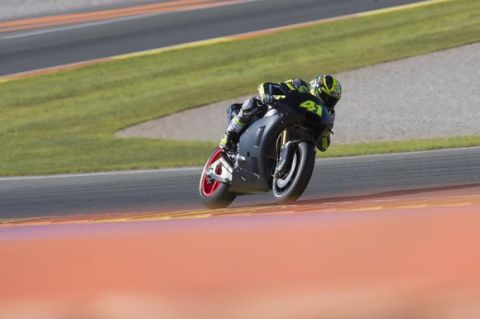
199, 148, 236, 209
272, 142, 315, 204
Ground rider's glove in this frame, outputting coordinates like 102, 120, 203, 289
261, 94, 275, 105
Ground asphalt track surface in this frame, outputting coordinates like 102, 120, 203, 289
0, 0, 423, 76
1, 147, 479, 219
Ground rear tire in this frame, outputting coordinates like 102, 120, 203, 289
199, 148, 237, 209
272, 142, 315, 204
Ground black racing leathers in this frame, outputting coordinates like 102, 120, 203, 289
220, 78, 334, 152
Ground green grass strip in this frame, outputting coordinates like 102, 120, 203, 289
0, 0, 479, 176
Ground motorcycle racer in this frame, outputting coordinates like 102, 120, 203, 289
219, 74, 342, 153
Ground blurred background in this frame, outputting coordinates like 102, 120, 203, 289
0, 0, 479, 318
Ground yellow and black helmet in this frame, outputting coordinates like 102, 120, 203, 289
310, 74, 342, 109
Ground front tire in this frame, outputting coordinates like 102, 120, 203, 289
272, 142, 315, 204
199, 148, 237, 209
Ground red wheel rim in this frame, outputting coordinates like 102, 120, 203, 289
201, 148, 224, 197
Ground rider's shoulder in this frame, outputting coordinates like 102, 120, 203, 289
280, 78, 306, 90
285, 78, 309, 90
293, 78, 309, 86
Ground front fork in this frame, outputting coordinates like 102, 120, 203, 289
281, 129, 289, 147
274, 129, 295, 178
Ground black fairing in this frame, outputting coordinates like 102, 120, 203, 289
228, 91, 332, 194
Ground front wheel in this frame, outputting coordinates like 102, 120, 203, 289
272, 142, 315, 204
199, 148, 237, 209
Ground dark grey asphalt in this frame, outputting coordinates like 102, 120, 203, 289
1, 147, 479, 218
0, 0, 423, 76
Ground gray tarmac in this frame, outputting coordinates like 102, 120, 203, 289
1, 147, 479, 218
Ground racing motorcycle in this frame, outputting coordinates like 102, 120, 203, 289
199, 90, 333, 209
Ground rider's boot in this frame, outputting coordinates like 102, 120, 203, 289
219, 117, 245, 152
219, 130, 239, 152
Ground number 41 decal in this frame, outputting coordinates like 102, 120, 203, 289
299, 100, 323, 116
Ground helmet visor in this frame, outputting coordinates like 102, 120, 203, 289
320, 92, 339, 109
